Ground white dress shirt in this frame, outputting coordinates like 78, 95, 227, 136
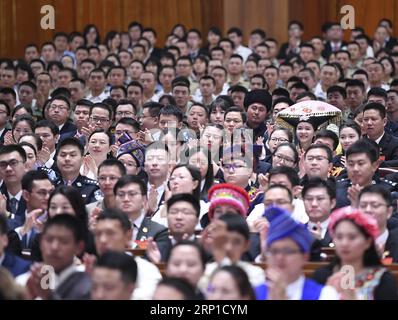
86, 90, 110, 103
376, 229, 389, 248
286, 275, 340, 300
147, 182, 165, 208
308, 218, 330, 239
131, 211, 145, 241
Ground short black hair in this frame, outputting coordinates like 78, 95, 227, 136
304, 144, 333, 162
268, 166, 300, 187
302, 177, 336, 200
367, 87, 388, 101
76, 99, 94, 108
0, 99, 11, 116
116, 117, 140, 132
57, 137, 84, 156
363, 102, 386, 119
272, 88, 290, 99
98, 158, 126, 176
159, 104, 184, 123
346, 139, 379, 163
142, 101, 162, 117
167, 193, 201, 218
266, 184, 293, 202
21, 170, 50, 192
327, 85, 347, 99
314, 129, 339, 151
97, 208, 131, 232
0, 87, 17, 100
42, 214, 84, 243
224, 107, 247, 123
346, 79, 366, 91
48, 95, 71, 110
227, 27, 243, 37
156, 277, 196, 300
95, 251, 138, 284
229, 85, 248, 95
218, 213, 250, 241
35, 119, 60, 136
358, 184, 392, 207
0, 144, 27, 162
113, 175, 147, 196
168, 240, 207, 270
250, 28, 266, 39
90, 102, 113, 120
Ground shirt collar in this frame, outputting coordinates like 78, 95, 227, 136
171, 234, 196, 246
8, 190, 22, 200
374, 132, 385, 144
308, 217, 330, 238
54, 263, 77, 289
286, 275, 306, 300
132, 211, 145, 229
0, 253, 5, 265
376, 229, 389, 247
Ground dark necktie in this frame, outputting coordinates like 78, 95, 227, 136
9, 198, 18, 215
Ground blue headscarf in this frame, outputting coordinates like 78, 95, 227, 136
265, 206, 313, 253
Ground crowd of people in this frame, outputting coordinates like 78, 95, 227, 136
1, 18, 398, 300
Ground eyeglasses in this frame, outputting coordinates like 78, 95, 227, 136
305, 155, 329, 162
0, 159, 24, 169
116, 191, 142, 199
115, 130, 136, 136
49, 104, 69, 111
273, 153, 295, 164
358, 202, 389, 210
90, 116, 110, 124
168, 209, 197, 216
266, 248, 302, 257
116, 111, 134, 117
270, 137, 289, 143
222, 163, 246, 171
98, 176, 120, 183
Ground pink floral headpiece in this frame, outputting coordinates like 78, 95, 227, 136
328, 206, 379, 241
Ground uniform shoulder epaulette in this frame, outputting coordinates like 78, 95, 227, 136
83, 178, 99, 186
381, 179, 397, 187
39, 167, 59, 183
94, 189, 104, 201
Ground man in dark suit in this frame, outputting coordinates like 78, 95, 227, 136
46, 95, 77, 137
147, 193, 200, 263
322, 23, 347, 59
358, 185, 398, 263
362, 102, 398, 167
0, 99, 11, 146
114, 175, 168, 249
142, 28, 163, 61
0, 144, 29, 230
0, 215, 31, 277
302, 178, 335, 249
22, 214, 91, 300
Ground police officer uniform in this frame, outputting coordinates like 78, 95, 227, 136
335, 177, 398, 209
40, 167, 100, 204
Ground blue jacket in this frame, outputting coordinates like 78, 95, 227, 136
1, 252, 31, 277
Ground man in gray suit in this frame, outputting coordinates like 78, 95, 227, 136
114, 175, 169, 248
